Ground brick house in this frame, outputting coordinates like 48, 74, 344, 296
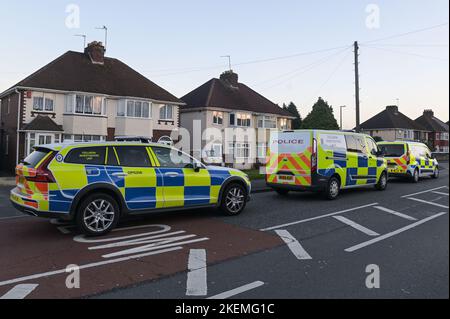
0, 42, 183, 173
180, 70, 295, 169
415, 110, 449, 153
360, 105, 428, 143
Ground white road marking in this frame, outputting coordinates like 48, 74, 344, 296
0, 247, 182, 287
345, 212, 448, 252
401, 186, 448, 198
57, 226, 72, 234
186, 249, 207, 296
0, 215, 29, 221
373, 206, 418, 221
0, 284, 38, 299
333, 216, 379, 236
406, 197, 449, 209
275, 229, 312, 260
207, 281, 264, 299
260, 203, 379, 231
432, 191, 449, 196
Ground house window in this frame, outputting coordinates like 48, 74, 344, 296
279, 118, 289, 130
34, 96, 54, 112
442, 133, 449, 141
160, 105, 174, 120
235, 143, 250, 158
74, 95, 104, 115
229, 113, 235, 126
213, 111, 223, 125
257, 143, 267, 158
229, 113, 251, 127
62, 134, 105, 142
118, 100, 150, 118
257, 116, 276, 129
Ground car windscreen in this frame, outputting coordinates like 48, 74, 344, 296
379, 144, 405, 157
22, 149, 52, 168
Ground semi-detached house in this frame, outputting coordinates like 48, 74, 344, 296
0, 41, 184, 173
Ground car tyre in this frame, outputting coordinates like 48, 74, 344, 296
432, 167, 439, 179
411, 168, 420, 183
220, 183, 247, 216
375, 172, 388, 191
325, 176, 340, 200
76, 193, 120, 236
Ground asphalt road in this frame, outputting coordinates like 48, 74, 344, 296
0, 166, 448, 299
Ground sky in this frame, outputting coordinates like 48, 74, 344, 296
0, 0, 448, 129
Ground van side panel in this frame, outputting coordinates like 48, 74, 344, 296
317, 132, 348, 186
266, 131, 312, 187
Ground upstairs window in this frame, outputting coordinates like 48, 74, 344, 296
75, 95, 104, 115
213, 111, 223, 125
279, 118, 289, 130
257, 116, 276, 129
33, 96, 54, 112
121, 100, 150, 118
160, 105, 174, 120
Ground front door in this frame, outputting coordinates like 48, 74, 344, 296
150, 146, 211, 208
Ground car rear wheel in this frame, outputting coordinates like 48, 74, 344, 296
325, 176, 340, 200
411, 168, 419, 183
375, 172, 388, 191
76, 193, 120, 236
432, 167, 439, 179
220, 183, 247, 216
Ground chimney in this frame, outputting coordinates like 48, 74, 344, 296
386, 105, 399, 113
423, 109, 434, 117
84, 41, 105, 65
220, 70, 239, 88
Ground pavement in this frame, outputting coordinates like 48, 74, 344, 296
0, 164, 448, 299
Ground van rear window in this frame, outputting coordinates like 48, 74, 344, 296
22, 149, 51, 168
379, 144, 405, 157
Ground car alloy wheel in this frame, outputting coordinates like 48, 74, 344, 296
225, 186, 245, 214
83, 199, 116, 233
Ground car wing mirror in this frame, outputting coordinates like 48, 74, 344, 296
193, 161, 202, 172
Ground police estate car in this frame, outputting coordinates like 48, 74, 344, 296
10, 142, 251, 235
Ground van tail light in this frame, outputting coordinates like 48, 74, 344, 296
25, 153, 56, 183
311, 138, 318, 173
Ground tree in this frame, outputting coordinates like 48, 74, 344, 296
301, 97, 339, 130
283, 102, 302, 129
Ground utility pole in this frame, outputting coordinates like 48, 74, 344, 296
354, 41, 361, 132
339, 105, 346, 130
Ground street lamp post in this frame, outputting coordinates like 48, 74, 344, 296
339, 105, 346, 130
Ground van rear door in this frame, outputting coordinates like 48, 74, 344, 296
266, 131, 313, 186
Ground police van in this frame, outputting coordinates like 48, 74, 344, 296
377, 141, 439, 183
10, 142, 251, 235
266, 130, 388, 199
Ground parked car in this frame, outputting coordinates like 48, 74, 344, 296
377, 141, 439, 182
266, 130, 388, 199
10, 142, 251, 235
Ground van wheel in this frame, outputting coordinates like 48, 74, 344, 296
375, 172, 388, 191
76, 193, 120, 236
220, 183, 247, 216
432, 167, 439, 179
325, 176, 340, 200
411, 168, 419, 183
275, 188, 289, 196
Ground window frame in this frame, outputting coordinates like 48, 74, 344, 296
70, 94, 106, 116
151, 146, 202, 169
113, 146, 153, 168
159, 105, 174, 120
212, 111, 224, 125
64, 146, 107, 165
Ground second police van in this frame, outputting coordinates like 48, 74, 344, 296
266, 130, 388, 199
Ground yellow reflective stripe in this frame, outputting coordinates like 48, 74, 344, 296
35, 151, 53, 168
146, 147, 156, 166
113, 147, 121, 165
105, 147, 109, 165
147, 147, 160, 166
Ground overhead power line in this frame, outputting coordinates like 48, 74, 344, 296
362, 45, 449, 62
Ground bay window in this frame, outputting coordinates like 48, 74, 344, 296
257, 116, 276, 128
74, 95, 105, 115
213, 111, 223, 125
119, 100, 151, 118
280, 118, 289, 130
257, 143, 268, 158
230, 113, 251, 127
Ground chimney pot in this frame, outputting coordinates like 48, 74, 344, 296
423, 109, 434, 117
84, 41, 105, 65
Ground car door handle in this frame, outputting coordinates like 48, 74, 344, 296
165, 172, 180, 177
111, 172, 128, 177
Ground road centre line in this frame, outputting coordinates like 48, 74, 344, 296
401, 186, 448, 198
373, 206, 418, 221
0, 284, 38, 299
0, 247, 182, 288
333, 216, 379, 236
345, 212, 448, 252
186, 249, 207, 296
275, 230, 312, 260
260, 203, 378, 231
406, 197, 449, 209
207, 281, 265, 299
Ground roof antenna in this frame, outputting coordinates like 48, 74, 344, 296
221, 55, 232, 71
95, 25, 108, 50
74, 34, 87, 49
